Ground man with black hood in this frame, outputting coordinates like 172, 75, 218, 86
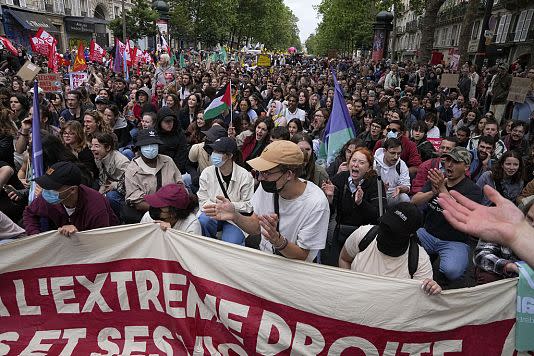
339, 202, 441, 295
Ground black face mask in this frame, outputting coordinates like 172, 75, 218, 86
260, 173, 287, 194
149, 207, 162, 220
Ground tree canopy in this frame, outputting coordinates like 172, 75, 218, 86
305, 0, 378, 56
167, 0, 301, 51
109, 0, 159, 41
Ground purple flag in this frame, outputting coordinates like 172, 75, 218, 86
31, 80, 43, 178
113, 38, 123, 74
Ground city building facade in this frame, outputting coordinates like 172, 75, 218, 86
0, 0, 133, 52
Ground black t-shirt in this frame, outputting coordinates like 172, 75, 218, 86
422, 177, 483, 243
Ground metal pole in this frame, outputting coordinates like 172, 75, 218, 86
474, 0, 494, 69
122, 0, 127, 42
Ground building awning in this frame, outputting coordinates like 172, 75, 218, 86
5, 8, 60, 33
64, 16, 109, 25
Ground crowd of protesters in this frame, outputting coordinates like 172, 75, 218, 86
1, 44, 534, 293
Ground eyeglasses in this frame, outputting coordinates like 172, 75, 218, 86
371, 124, 382, 130
254, 170, 283, 179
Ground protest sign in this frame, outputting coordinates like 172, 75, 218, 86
0, 224, 521, 355
507, 77, 531, 103
257, 54, 271, 67
69, 72, 88, 90
36, 73, 62, 93
440, 73, 459, 88
16, 61, 41, 82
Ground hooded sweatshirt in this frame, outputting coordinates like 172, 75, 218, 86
373, 148, 411, 197
156, 107, 189, 173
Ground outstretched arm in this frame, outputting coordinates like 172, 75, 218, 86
438, 185, 534, 267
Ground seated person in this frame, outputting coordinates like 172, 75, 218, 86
412, 147, 483, 285
23, 161, 118, 236
140, 183, 200, 234
411, 137, 457, 195
374, 138, 411, 204
123, 129, 183, 223
198, 137, 254, 245
339, 202, 441, 295
91, 132, 129, 219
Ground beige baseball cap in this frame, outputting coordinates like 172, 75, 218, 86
247, 140, 304, 172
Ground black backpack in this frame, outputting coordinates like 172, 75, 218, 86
358, 225, 419, 279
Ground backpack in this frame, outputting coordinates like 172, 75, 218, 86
358, 225, 419, 279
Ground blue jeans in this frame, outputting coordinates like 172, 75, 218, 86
105, 190, 124, 220
417, 227, 470, 281
198, 212, 245, 245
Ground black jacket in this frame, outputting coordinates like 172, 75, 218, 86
331, 171, 386, 227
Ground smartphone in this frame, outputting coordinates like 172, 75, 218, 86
3, 185, 22, 199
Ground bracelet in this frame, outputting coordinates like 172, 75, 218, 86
273, 233, 288, 251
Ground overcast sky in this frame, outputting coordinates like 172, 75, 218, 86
284, 0, 322, 44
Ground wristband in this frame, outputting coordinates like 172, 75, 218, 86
274, 234, 288, 251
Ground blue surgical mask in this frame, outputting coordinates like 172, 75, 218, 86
141, 144, 159, 159
42, 189, 61, 204
211, 152, 225, 168
386, 130, 398, 139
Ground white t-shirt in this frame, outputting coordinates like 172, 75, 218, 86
140, 212, 202, 235
344, 225, 433, 280
282, 107, 306, 123
252, 180, 330, 262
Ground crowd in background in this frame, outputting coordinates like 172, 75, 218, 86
1, 44, 534, 292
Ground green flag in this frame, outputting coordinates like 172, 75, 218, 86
220, 47, 227, 64
179, 53, 185, 68
170, 53, 177, 66
516, 261, 534, 351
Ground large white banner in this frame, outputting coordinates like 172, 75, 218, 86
0, 224, 524, 355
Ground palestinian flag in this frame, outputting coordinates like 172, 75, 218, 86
203, 83, 231, 120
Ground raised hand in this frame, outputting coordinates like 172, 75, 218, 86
438, 185, 524, 246
203, 195, 236, 221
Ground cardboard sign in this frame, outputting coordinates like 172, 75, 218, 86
440, 73, 459, 88
16, 61, 41, 82
69, 72, 88, 90
257, 54, 271, 67
36, 73, 62, 93
507, 77, 531, 103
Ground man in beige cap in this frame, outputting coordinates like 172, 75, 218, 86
203, 140, 330, 262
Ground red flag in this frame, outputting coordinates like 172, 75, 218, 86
89, 39, 106, 63
48, 39, 58, 72
124, 39, 132, 67
30, 36, 49, 56
35, 27, 55, 47
0, 37, 18, 56
72, 42, 87, 72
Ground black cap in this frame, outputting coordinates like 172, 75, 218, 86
209, 137, 237, 154
35, 162, 81, 190
135, 129, 164, 147
379, 202, 422, 235
202, 125, 227, 142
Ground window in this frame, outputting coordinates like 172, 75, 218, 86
515, 9, 533, 41
445, 27, 451, 47
471, 20, 481, 40
18, 0, 27, 7
496, 14, 511, 43
5, 0, 14, 5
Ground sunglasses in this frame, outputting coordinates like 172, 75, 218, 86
387, 128, 399, 133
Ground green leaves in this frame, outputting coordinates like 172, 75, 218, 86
167, 0, 300, 50
307, 0, 376, 56
109, 0, 159, 41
